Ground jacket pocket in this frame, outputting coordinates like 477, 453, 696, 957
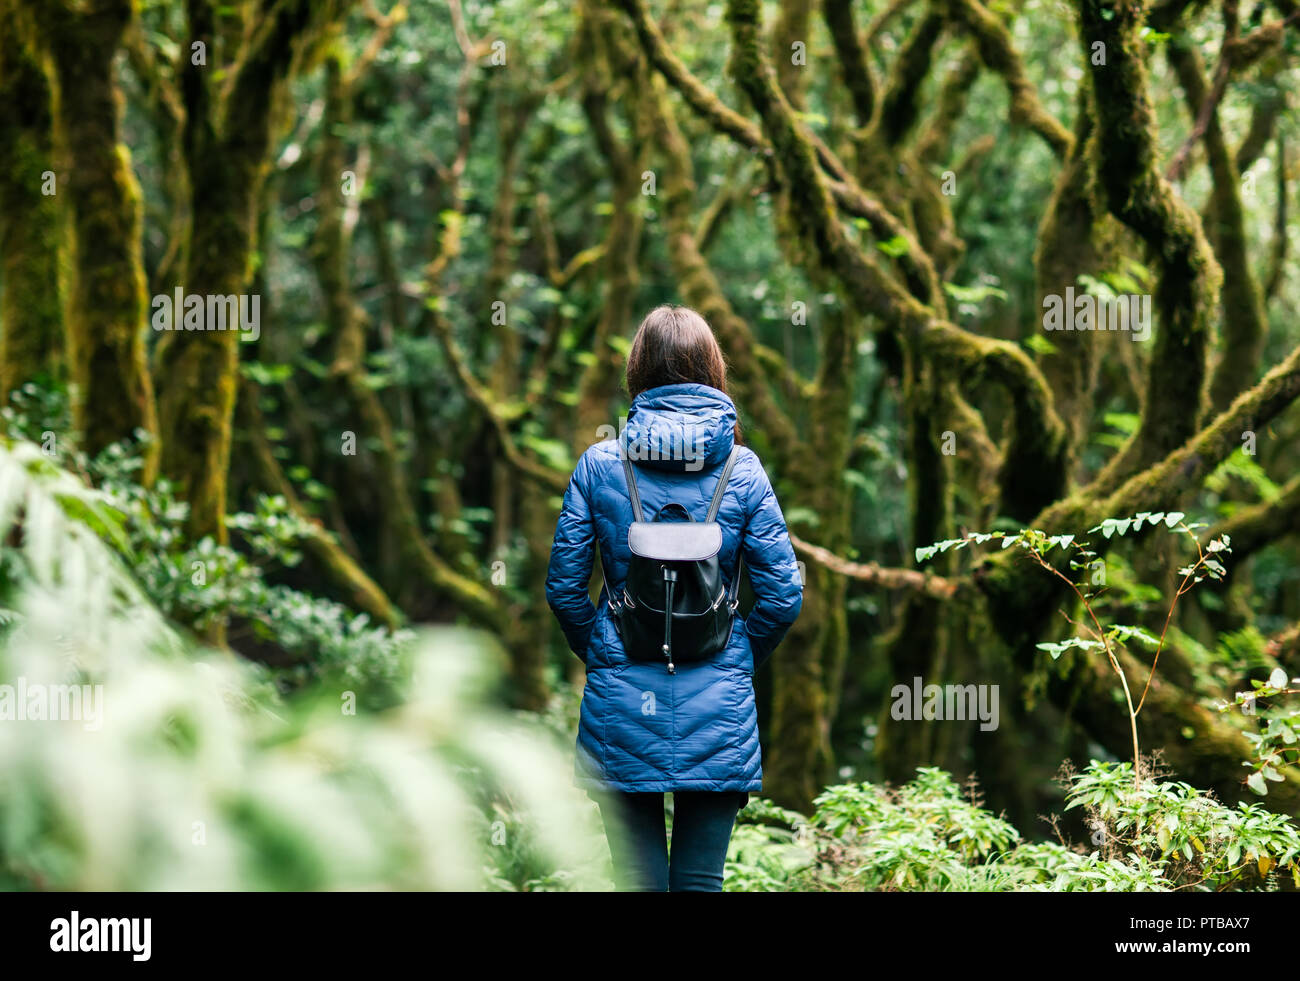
587, 604, 613, 668
726, 614, 753, 675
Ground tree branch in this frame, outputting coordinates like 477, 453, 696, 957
942, 0, 1073, 159
1076, 0, 1222, 497
790, 532, 960, 598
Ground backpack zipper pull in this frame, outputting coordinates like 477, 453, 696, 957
662, 567, 677, 674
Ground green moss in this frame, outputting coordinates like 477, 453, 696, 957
822, 0, 876, 124
876, 7, 946, 148
946, 0, 1072, 158
35, 0, 159, 479
1077, 0, 1222, 498
769, 0, 812, 110
1033, 90, 1111, 464
1164, 33, 1267, 413
157, 0, 349, 544
0, 4, 63, 393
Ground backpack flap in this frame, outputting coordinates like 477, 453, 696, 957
614, 445, 742, 671
627, 521, 722, 562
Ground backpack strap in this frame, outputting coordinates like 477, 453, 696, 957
708, 447, 745, 611
727, 550, 745, 612
626, 444, 739, 524
622, 451, 646, 523
705, 446, 741, 522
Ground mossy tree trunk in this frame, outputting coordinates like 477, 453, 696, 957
0, 0, 64, 397
309, 45, 503, 633
572, 2, 650, 452
1164, 26, 1268, 415
1033, 90, 1111, 471
238, 376, 401, 630
21, 0, 158, 475
487, 90, 555, 710
1076, 0, 1222, 498
155, 0, 352, 544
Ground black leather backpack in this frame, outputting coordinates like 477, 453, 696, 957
608, 446, 744, 673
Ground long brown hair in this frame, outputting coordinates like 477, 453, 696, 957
625, 304, 741, 442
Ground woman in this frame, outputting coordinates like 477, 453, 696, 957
546, 304, 803, 892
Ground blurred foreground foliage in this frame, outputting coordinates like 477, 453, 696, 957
0, 433, 607, 890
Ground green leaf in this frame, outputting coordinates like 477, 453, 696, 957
943, 281, 1008, 304
1024, 335, 1057, 356
876, 236, 909, 257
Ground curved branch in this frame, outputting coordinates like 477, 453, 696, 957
874, 3, 947, 148
914, 46, 982, 165
981, 339, 1300, 634
1165, 27, 1268, 415
1077, 0, 1222, 498
1208, 474, 1300, 562
924, 322, 1070, 519
614, 0, 923, 275
644, 73, 803, 464
725, 0, 1068, 496
238, 378, 402, 629
790, 532, 959, 598
1081, 339, 1300, 528
822, 0, 876, 125
613, 0, 766, 150
429, 309, 567, 492
943, 0, 1073, 159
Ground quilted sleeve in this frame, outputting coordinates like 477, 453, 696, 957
546, 449, 599, 661
740, 452, 803, 669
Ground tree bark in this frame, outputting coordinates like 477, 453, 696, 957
0, 0, 63, 396
23, 0, 158, 474
155, 0, 351, 543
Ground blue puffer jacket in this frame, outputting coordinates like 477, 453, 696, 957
546, 383, 803, 793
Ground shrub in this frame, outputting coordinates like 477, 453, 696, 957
0, 437, 597, 890
724, 761, 1300, 892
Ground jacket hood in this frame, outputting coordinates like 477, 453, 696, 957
621, 383, 736, 472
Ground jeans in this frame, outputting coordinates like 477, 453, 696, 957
593, 790, 746, 892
